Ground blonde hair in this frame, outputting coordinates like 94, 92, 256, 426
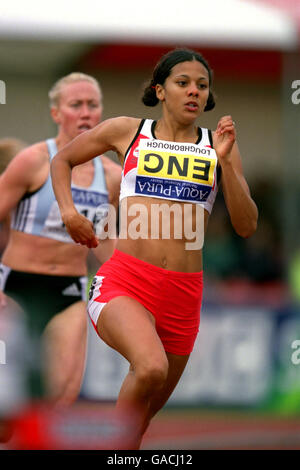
48, 72, 102, 108
0, 138, 27, 174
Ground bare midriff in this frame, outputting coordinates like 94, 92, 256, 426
116, 196, 209, 273
2, 230, 89, 276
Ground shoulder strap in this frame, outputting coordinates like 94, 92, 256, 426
91, 157, 108, 192
46, 138, 58, 160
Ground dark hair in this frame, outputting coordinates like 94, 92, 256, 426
142, 48, 215, 112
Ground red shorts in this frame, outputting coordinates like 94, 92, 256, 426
87, 249, 203, 355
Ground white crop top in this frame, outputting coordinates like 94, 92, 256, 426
120, 119, 220, 213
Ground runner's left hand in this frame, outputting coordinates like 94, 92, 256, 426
213, 115, 236, 161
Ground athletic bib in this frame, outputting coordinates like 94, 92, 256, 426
135, 139, 217, 203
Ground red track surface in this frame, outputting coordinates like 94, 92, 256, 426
142, 410, 300, 450
2, 405, 300, 450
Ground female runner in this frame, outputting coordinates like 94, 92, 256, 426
51, 49, 258, 448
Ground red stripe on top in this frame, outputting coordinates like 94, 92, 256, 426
123, 133, 148, 177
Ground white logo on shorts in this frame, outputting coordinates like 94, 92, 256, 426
62, 283, 81, 296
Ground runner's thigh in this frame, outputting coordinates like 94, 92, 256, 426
97, 296, 167, 367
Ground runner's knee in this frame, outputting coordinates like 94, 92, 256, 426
135, 357, 169, 392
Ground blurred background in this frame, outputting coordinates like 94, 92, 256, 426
0, 0, 300, 449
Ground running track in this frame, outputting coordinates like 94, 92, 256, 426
141, 409, 300, 450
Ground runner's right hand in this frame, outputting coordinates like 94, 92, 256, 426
62, 211, 99, 248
